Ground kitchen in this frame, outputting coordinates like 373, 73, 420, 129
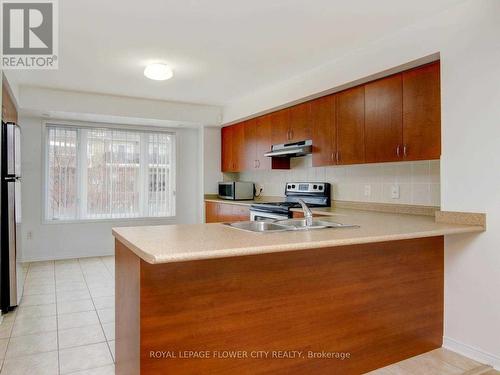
0, 1, 500, 374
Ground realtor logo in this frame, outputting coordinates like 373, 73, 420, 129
1, 0, 58, 69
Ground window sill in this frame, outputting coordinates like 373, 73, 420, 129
42, 216, 177, 225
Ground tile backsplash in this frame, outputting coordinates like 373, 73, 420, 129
232, 156, 440, 207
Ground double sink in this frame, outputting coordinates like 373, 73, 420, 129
224, 218, 358, 233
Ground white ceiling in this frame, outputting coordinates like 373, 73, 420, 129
7, 0, 464, 106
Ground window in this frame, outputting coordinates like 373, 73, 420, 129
45, 125, 175, 221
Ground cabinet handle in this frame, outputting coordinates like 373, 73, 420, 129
257, 160, 260, 168
396, 145, 401, 158
403, 145, 408, 158
290, 129, 293, 140
336, 151, 340, 164
331, 152, 334, 162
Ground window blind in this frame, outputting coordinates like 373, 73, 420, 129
45, 125, 175, 221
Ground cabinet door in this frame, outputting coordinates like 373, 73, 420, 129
217, 203, 233, 222
215, 203, 249, 222
232, 123, 245, 171
243, 119, 258, 171
336, 86, 365, 165
255, 114, 272, 170
205, 202, 219, 223
271, 109, 290, 145
221, 126, 233, 172
288, 102, 311, 142
365, 74, 403, 163
402, 62, 441, 160
232, 205, 250, 221
311, 95, 335, 167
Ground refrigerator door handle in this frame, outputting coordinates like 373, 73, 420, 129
5, 123, 16, 176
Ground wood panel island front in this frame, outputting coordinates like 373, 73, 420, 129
112, 208, 484, 375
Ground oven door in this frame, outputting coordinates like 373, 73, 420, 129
250, 210, 289, 222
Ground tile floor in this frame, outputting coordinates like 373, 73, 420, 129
368, 348, 499, 375
0, 256, 498, 375
0, 257, 115, 374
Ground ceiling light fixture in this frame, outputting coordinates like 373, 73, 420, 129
144, 63, 173, 81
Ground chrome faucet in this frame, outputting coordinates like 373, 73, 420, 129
297, 199, 313, 227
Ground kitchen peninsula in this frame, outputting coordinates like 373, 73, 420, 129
112, 208, 484, 375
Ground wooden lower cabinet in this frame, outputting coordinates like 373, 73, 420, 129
116, 236, 444, 375
205, 202, 220, 223
205, 201, 250, 223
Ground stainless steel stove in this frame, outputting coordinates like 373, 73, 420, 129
250, 182, 331, 221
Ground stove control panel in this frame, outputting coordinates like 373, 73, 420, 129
285, 182, 328, 194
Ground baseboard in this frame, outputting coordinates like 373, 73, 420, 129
443, 337, 500, 370
20, 251, 115, 263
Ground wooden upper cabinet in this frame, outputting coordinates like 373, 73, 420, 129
365, 74, 403, 163
221, 122, 244, 172
271, 108, 290, 145
221, 62, 440, 172
402, 62, 441, 160
311, 95, 335, 167
242, 116, 273, 171
270, 103, 312, 145
288, 101, 311, 142
255, 114, 272, 170
221, 126, 233, 172
232, 123, 245, 171
336, 86, 365, 165
222, 115, 284, 173
243, 119, 258, 171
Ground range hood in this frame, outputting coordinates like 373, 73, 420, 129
264, 140, 312, 158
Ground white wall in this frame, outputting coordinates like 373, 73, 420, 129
223, 0, 500, 367
203, 127, 222, 194
20, 116, 201, 261
20, 86, 222, 127
439, 0, 500, 366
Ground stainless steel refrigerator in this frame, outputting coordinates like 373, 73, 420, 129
1, 121, 22, 312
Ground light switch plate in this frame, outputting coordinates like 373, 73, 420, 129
364, 185, 371, 197
391, 184, 400, 199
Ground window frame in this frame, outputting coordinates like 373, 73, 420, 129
41, 120, 178, 224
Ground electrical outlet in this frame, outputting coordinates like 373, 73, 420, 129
391, 184, 400, 199
364, 185, 371, 197
26, 231, 33, 240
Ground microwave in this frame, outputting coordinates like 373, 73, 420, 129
218, 181, 255, 200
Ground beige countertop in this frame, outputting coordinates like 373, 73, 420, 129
204, 196, 284, 206
112, 207, 485, 265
